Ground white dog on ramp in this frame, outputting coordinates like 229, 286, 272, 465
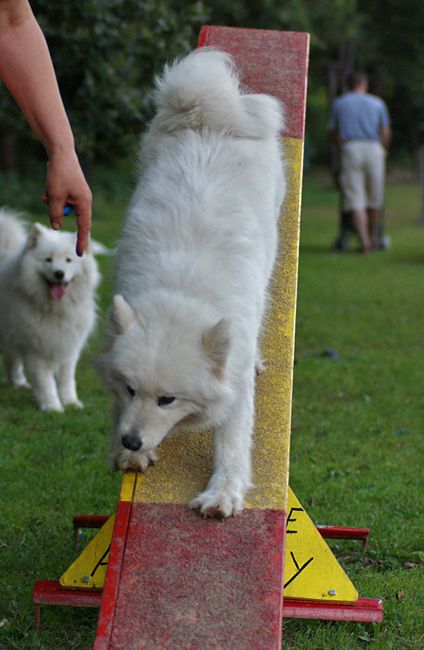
100, 49, 286, 518
0, 210, 100, 411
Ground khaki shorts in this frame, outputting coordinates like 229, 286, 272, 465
340, 141, 386, 211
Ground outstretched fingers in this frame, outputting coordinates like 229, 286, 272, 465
75, 198, 92, 256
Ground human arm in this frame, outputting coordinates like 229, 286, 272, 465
379, 101, 391, 151
380, 124, 392, 151
0, 0, 91, 255
328, 101, 341, 187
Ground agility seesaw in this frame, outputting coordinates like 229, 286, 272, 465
33, 26, 382, 648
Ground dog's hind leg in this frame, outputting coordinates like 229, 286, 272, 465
56, 351, 83, 409
4, 354, 31, 388
24, 355, 63, 412
190, 371, 255, 519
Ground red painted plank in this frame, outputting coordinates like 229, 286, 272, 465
198, 25, 309, 140
73, 515, 110, 543
283, 597, 383, 623
73, 515, 110, 529
317, 525, 369, 547
317, 525, 369, 539
33, 580, 102, 632
33, 580, 102, 607
106, 504, 285, 649
94, 499, 133, 649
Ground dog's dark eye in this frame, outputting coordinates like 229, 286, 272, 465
66, 257, 72, 263
45, 257, 52, 263
126, 385, 135, 397
157, 396, 175, 406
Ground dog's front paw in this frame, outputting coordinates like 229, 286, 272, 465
40, 403, 65, 413
63, 398, 84, 409
125, 449, 157, 473
110, 447, 158, 473
12, 377, 31, 389
39, 399, 64, 413
190, 481, 245, 519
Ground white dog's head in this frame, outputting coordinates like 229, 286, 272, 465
99, 294, 233, 469
19, 223, 99, 301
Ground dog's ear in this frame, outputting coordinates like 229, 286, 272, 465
26, 223, 44, 250
109, 294, 136, 335
202, 318, 230, 377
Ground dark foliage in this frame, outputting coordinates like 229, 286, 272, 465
0, 0, 422, 168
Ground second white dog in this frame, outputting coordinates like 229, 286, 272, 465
0, 209, 100, 412
100, 49, 286, 517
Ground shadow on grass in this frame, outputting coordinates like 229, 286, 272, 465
300, 243, 335, 255
300, 243, 367, 256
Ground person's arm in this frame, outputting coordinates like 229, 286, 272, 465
379, 101, 391, 152
328, 101, 341, 187
0, 0, 91, 255
381, 124, 392, 151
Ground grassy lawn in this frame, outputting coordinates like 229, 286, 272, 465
286, 175, 424, 649
0, 168, 423, 649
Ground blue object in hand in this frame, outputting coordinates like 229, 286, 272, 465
63, 204, 74, 216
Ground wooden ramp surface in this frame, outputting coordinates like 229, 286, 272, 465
94, 26, 309, 649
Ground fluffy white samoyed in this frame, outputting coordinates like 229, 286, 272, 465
99, 49, 286, 518
0, 209, 100, 411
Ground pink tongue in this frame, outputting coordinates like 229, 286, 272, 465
50, 284, 66, 300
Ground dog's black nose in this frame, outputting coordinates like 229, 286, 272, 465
54, 270, 65, 280
121, 433, 142, 451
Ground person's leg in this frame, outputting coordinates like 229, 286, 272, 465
366, 142, 386, 247
340, 143, 370, 251
367, 207, 380, 246
352, 209, 371, 251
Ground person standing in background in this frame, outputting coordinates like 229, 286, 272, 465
0, 0, 91, 256
329, 72, 391, 252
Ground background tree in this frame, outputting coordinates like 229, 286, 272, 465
357, 0, 424, 153
0, 0, 207, 170
205, 0, 423, 162
0, 0, 422, 170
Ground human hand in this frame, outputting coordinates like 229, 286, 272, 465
43, 150, 92, 256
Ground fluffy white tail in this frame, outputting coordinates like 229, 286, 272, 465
152, 48, 285, 139
0, 208, 27, 259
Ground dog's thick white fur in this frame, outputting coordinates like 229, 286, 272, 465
0, 209, 100, 411
100, 49, 286, 518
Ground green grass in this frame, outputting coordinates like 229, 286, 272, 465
0, 170, 423, 649
285, 176, 424, 649
0, 170, 129, 650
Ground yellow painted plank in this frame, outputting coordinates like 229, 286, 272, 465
120, 471, 138, 502
129, 136, 304, 510
249, 136, 303, 510
60, 516, 115, 589
284, 488, 358, 602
